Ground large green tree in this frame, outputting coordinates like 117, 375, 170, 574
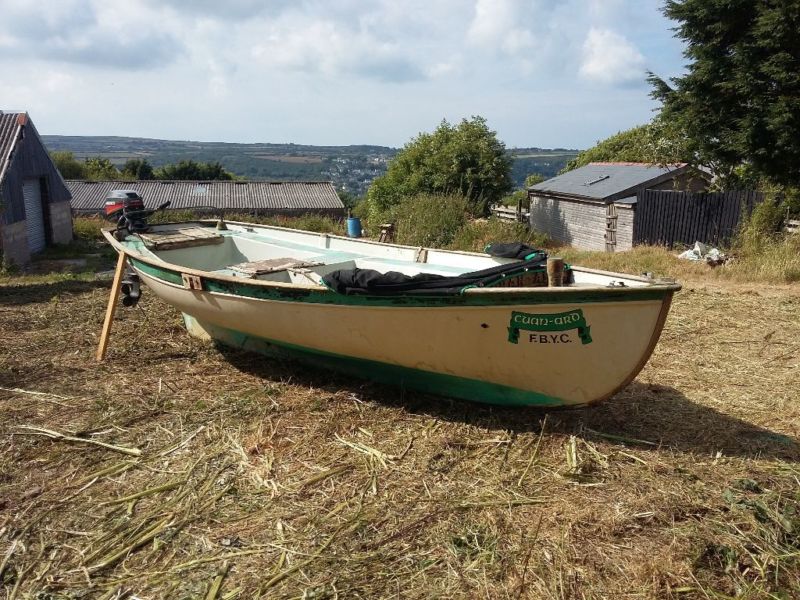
121, 158, 155, 180
50, 151, 88, 179
366, 116, 513, 220
155, 160, 234, 181
650, 0, 800, 186
84, 157, 120, 181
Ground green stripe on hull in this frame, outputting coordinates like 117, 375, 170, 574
131, 258, 671, 308
186, 316, 568, 407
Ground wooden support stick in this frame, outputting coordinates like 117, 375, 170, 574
547, 257, 564, 287
96, 251, 127, 362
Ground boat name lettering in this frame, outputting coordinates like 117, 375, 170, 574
508, 309, 592, 345
529, 333, 572, 344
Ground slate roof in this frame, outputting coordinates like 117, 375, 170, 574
0, 112, 25, 187
67, 180, 345, 213
529, 162, 693, 203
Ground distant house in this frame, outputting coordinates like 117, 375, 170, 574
0, 112, 73, 266
67, 180, 346, 218
528, 162, 710, 251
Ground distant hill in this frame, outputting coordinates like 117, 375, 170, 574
42, 135, 579, 196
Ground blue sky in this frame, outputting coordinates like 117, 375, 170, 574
0, 0, 686, 149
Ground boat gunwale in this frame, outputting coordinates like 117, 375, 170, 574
102, 223, 682, 298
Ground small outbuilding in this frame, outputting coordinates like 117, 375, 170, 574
67, 180, 346, 218
528, 162, 709, 251
0, 112, 73, 266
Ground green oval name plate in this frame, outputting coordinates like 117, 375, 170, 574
507, 309, 593, 345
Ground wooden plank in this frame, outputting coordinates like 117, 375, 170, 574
96, 252, 127, 362
230, 257, 322, 277
139, 226, 223, 251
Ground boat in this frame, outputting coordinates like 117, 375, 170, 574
102, 218, 679, 408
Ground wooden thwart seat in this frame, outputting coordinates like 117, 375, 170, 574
139, 227, 224, 251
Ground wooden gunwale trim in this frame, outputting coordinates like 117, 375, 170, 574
103, 228, 681, 303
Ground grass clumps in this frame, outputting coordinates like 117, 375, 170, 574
380, 192, 551, 252
727, 200, 800, 283
392, 193, 473, 247
447, 219, 550, 253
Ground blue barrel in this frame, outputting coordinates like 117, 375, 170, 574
346, 217, 362, 238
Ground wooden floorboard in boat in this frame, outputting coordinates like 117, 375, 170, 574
139, 227, 224, 250
230, 257, 322, 277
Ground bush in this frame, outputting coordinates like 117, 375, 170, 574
72, 216, 104, 241
447, 219, 550, 253
393, 194, 473, 247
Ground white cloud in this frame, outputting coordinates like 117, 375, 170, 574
0, 0, 182, 69
0, 0, 680, 148
251, 18, 424, 82
467, 0, 535, 55
579, 27, 645, 85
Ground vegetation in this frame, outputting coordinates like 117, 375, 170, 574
366, 117, 513, 222
121, 158, 155, 180
50, 151, 88, 179
563, 119, 692, 172
49, 152, 235, 181
447, 219, 550, 253
392, 194, 474, 248
501, 174, 547, 210
154, 159, 234, 181
650, 0, 800, 188
1, 257, 798, 597
44, 135, 574, 197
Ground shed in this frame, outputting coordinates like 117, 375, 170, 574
528, 162, 709, 251
1, 112, 73, 266
67, 180, 346, 218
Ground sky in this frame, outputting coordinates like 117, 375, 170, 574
0, 0, 687, 149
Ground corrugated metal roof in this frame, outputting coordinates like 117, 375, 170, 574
529, 162, 690, 202
67, 180, 345, 213
0, 112, 24, 187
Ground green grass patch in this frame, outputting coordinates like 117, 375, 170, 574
447, 219, 550, 253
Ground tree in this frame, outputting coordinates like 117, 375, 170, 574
154, 160, 234, 181
84, 157, 120, 181
650, 0, 800, 186
524, 174, 546, 187
562, 119, 692, 172
121, 158, 155, 180
366, 116, 513, 220
50, 151, 87, 179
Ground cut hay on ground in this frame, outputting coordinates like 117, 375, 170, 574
0, 273, 798, 598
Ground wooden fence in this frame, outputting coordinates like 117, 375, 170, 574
490, 205, 529, 223
633, 189, 764, 248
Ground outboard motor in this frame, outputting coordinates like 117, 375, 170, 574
103, 190, 170, 240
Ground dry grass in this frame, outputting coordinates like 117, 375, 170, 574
554, 239, 800, 285
1, 268, 799, 598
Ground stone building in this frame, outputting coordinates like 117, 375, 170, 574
0, 112, 73, 266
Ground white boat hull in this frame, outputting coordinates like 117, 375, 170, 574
134, 267, 672, 407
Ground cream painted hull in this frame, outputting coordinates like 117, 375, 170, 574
135, 270, 671, 407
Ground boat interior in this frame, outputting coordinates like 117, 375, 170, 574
126, 221, 656, 289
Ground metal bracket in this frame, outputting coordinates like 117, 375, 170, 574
182, 274, 203, 290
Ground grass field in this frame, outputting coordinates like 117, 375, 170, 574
1, 242, 799, 598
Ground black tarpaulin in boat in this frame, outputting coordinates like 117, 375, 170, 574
484, 242, 542, 260
322, 252, 549, 296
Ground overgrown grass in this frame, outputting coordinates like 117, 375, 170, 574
447, 219, 550, 253
392, 194, 474, 247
